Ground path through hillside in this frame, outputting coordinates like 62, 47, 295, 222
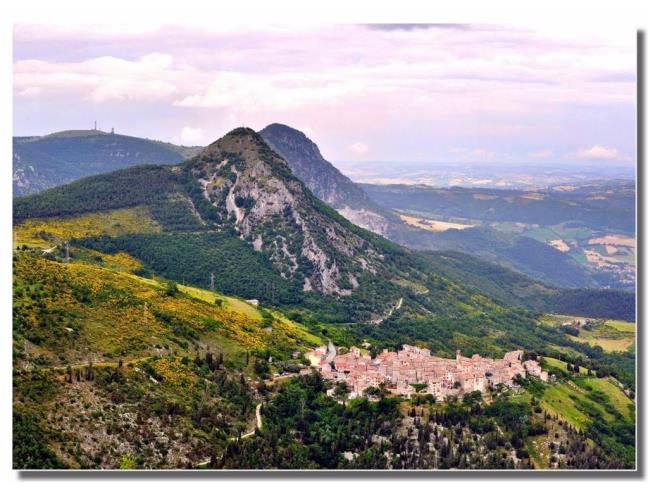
373, 297, 403, 325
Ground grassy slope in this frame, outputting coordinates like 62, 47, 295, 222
539, 358, 633, 427
541, 315, 635, 354
13, 206, 161, 249
13, 249, 322, 469
14, 253, 320, 368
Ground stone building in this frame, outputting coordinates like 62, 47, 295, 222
306, 344, 549, 400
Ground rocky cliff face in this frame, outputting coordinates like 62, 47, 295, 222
260, 123, 391, 235
187, 128, 383, 295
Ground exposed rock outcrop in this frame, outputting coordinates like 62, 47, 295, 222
188, 128, 382, 295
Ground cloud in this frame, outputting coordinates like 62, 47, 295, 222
528, 149, 554, 159
14, 53, 179, 103
17, 87, 42, 97
450, 147, 496, 161
12, 24, 636, 162
349, 142, 369, 156
574, 144, 629, 161
591, 72, 636, 83
173, 71, 362, 111
365, 24, 472, 32
173, 126, 205, 146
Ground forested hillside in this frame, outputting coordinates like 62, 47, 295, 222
13, 130, 201, 196
13, 127, 635, 470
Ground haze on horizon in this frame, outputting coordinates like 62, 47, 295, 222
13, 24, 636, 166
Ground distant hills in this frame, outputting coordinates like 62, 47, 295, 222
260, 124, 624, 290
363, 182, 636, 290
12, 125, 634, 291
14, 126, 634, 324
13, 129, 201, 196
362, 182, 635, 235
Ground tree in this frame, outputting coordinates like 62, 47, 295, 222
332, 381, 349, 400
165, 281, 179, 297
254, 359, 270, 379
463, 390, 482, 405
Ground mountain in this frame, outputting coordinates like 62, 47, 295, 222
181, 127, 393, 296
260, 123, 392, 235
259, 123, 617, 290
12, 127, 635, 469
13, 129, 201, 196
15, 127, 634, 320
10, 129, 541, 333
14, 128, 449, 315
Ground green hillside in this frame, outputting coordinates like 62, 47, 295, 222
13, 250, 320, 469
12, 127, 635, 470
13, 130, 201, 196
419, 250, 635, 321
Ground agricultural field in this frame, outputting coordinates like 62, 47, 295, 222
542, 356, 591, 376
538, 357, 634, 426
398, 212, 475, 232
541, 315, 635, 354
523, 224, 636, 288
568, 327, 635, 353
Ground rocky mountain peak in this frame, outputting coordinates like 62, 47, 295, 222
260, 123, 392, 235
189, 127, 381, 295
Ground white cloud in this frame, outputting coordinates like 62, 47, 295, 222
17, 87, 42, 97
450, 147, 496, 161
574, 144, 629, 161
12, 25, 636, 162
173, 126, 205, 146
528, 149, 554, 159
173, 71, 361, 112
349, 142, 369, 156
14, 53, 179, 103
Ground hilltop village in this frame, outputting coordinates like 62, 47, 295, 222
306, 344, 548, 400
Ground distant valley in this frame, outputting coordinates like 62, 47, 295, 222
363, 181, 636, 290
336, 160, 635, 190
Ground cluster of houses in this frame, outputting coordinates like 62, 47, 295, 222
306, 344, 548, 400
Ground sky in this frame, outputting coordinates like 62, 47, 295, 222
13, 24, 636, 165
